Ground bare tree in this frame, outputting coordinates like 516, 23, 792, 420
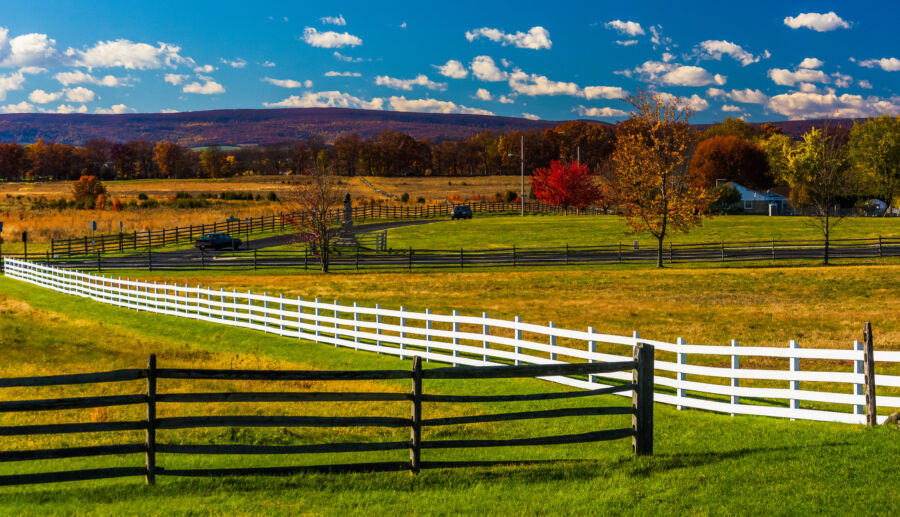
283, 167, 344, 272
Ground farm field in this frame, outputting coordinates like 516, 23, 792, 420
0, 275, 898, 515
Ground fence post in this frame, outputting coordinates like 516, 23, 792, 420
676, 337, 686, 410
514, 316, 523, 366
262, 293, 268, 332
588, 327, 597, 383
399, 306, 407, 360
410, 356, 422, 474
460, 248, 463, 269
333, 300, 340, 345
549, 322, 557, 361
375, 304, 383, 354
314, 298, 321, 338
279, 294, 285, 332
632, 343, 654, 456
424, 308, 432, 362
482, 312, 490, 364
512, 245, 516, 267
772, 238, 776, 261
452, 310, 460, 365
145, 354, 157, 484
855, 340, 865, 416
863, 322, 877, 427
731, 340, 740, 416
790, 340, 800, 418
353, 302, 360, 350
219, 289, 225, 320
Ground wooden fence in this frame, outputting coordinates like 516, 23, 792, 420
0, 352, 653, 486
46, 201, 604, 257
3, 259, 897, 426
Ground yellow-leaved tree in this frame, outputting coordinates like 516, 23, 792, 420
613, 90, 711, 268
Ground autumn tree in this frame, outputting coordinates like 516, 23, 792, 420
0, 142, 25, 180
848, 115, 900, 213
282, 167, 343, 272
153, 142, 187, 178
612, 90, 711, 268
551, 120, 616, 172
690, 135, 772, 190
199, 146, 226, 178
72, 175, 107, 203
531, 161, 600, 214
701, 117, 759, 141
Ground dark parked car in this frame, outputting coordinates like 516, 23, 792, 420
451, 205, 473, 220
195, 233, 242, 250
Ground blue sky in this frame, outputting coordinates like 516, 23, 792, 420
0, 0, 897, 123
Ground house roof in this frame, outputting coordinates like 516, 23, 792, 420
726, 182, 789, 202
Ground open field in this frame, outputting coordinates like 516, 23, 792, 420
0, 275, 898, 515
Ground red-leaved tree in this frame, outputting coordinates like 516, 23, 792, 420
531, 160, 601, 214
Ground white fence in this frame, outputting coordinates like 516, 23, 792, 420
4, 258, 898, 425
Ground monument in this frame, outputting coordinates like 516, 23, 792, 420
334, 193, 359, 247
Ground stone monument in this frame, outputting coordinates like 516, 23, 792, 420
334, 192, 359, 247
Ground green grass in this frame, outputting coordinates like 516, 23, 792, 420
385, 214, 900, 250
1, 274, 899, 515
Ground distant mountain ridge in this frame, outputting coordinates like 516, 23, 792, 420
0, 107, 861, 146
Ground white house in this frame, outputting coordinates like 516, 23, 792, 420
720, 181, 790, 215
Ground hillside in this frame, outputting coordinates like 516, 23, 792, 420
0, 107, 861, 146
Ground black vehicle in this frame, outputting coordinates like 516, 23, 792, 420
194, 233, 242, 250
451, 205, 473, 220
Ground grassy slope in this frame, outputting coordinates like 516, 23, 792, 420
1, 275, 898, 515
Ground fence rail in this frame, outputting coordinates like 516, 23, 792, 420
4, 259, 897, 427
0, 352, 651, 486
45, 201, 602, 257
20, 235, 900, 272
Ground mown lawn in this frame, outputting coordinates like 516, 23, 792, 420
1, 275, 898, 515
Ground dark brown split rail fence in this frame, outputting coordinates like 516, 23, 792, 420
0, 348, 653, 486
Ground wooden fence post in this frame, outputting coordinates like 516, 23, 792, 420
549, 322, 557, 361
375, 304, 383, 354
514, 316, 523, 366
399, 306, 407, 360
676, 337, 686, 410
588, 327, 597, 384
410, 356, 422, 474
452, 310, 460, 365
145, 354, 157, 484
482, 312, 490, 364
632, 343, 654, 456
790, 340, 800, 418
863, 322, 877, 427
731, 340, 740, 416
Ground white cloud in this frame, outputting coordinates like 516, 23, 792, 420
616, 40, 639, 47
194, 64, 216, 73
695, 40, 760, 66
721, 104, 741, 112
605, 20, 645, 37
858, 57, 900, 72
1, 101, 35, 113
0, 29, 58, 67
220, 58, 246, 68
575, 105, 628, 118
182, 80, 225, 94
582, 85, 627, 100
66, 39, 191, 69
464, 26, 551, 50
164, 73, 187, 85
28, 89, 62, 104
784, 12, 850, 32
470, 55, 507, 82
263, 91, 383, 110
375, 74, 446, 91
508, 69, 579, 96
160, 108, 179, 113
475, 88, 492, 101
261, 60, 276, 67
54, 70, 129, 87
662, 53, 675, 63
95, 103, 133, 114
64, 86, 94, 103
0, 70, 27, 100
656, 92, 710, 111
662, 65, 726, 86
498, 95, 514, 104
388, 96, 493, 115
302, 28, 362, 48
798, 57, 824, 69
767, 67, 829, 86
649, 25, 671, 47
522, 112, 540, 120
708, 87, 768, 104
400, 22, 407, 29
797, 83, 819, 93
858, 79, 873, 89
333, 51, 363, 63
324, 71, 361, 77
263, 77, 312, 88
767, 91, 900, 119
832, 73, 853, 88
434, 59, 468, 79
50, 103, 88, 114
320, 15, 346, 26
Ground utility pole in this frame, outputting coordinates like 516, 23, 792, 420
577, 146, 580, 166
520, 134, 525, 217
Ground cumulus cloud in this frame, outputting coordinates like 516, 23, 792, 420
388, 95, 493, 115
324, 71, 361, 77
95, 103, 133, 114
767, 67, 829, 86
302, 28, 362, 48
261, 60, 275, 67
263, 77, 312, 88
182, 80, 225, 94
475, 88, 492, 101
707, 87, 768, 104
54, 70, 129, 87
164, 73, 187, 85
858, 79, 873, 89
605, 20, 645, 37
219, 58, 246, 68
0, 28, 58, 67
434, 59, 468, 79
160, 109, 179, 113
858, 57, 900, 72
721, 104, 742, 112
465, 26, 551, 50
194, 64, 216, 74
783, 12, 850, 32
649, 25, 671, 47
375, 74, 446, 91
50, 103, 88, 114
498, 95, 514, 104
619, 60, 726, 86
28, 89, 62, 104
1, 100, 35, 113
0, 70, 27, 100
508, 69, 579, 96
521, 112, 540, 120
320, 15, 346, 26
767, 91, 899, 119
470, 55, 507, 82
616, 40, 639, 47
656, 92, 710, 111
832, 73, 853, 88
798, 57, 824, 69
695, 40, 761, 66
333, 51, 363, 63
263, 90, 383, 110
582, 85, 627, 100
64, 86, 94, 103
66, 39, 192, 69
575, 105, 628, 118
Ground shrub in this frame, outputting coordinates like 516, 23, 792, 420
140, 197, 160, 209
137, 193, 149, 201
174, 191, 193, 199
400, 192, 410, 202
267, 191, 278, 202
505, 190, 518, 203
72, 176, 106, 203
417, 196, 425, 203
448, 193, 464, 204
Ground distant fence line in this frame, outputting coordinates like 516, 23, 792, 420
13, 235, 900, 272
44, 201, 604, 257
0, 353, 654, 486
4, 259, 897, 426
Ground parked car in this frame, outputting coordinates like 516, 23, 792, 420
195, 233, 242, 250
451, 205, 473, 220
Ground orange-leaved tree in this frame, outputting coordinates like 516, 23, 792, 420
612, 90, 711, 268
71, 175, 107, 204
531, 160, 600, 214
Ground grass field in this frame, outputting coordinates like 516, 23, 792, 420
0, 275, 898, 515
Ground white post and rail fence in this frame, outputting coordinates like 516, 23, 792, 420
3, 258, 897, 427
